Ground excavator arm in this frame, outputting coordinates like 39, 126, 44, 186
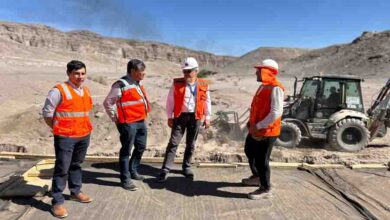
367, 78, 390, 140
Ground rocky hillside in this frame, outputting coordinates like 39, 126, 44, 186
222, 47, 309, 75
0, 21, 235, 69
1, 21, 390, 79
286, 31, 390, 78
222, 30, 390, 79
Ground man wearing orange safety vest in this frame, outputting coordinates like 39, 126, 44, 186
157, 57, 211, 182
241, 59, 285, 200
42, 60, 93, 218
103, 59, 150, 191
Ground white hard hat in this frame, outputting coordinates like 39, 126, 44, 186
182, 57, 199, 70
255, 59, 279, 73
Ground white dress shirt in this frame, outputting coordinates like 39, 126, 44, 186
166, 81, 211, 120
255, 86, 284, 130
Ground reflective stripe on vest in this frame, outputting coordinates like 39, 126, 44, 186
59, 83, 73, 100
53, 82, 93, 137
55, 111, 90, 117
118, 79, 130, 87
121, 100, 144, 107
116, 78, 150, 123
118, 79, 149, 111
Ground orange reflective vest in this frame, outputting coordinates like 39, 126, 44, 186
249, 85, 282, 137
173, 78, 208, 120
116, 79, 150, 123
53, 82, 93, 138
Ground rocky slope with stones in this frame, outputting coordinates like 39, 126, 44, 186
285, 31, 390, 78
0, 21, 235, 69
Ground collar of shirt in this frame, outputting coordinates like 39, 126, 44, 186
124, 74, 140, 85
187, 83, 196, 96
66, 80, 84, 97
66, 80, 84, 91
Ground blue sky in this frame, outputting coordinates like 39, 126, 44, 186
0, 0, 390, 56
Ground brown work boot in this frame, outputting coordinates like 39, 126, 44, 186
51, 204, 68, 218
70, 192, 93, 203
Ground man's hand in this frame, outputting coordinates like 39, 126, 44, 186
249, 124, 258, 134
203, 120, 211, 129
44, 117, 53, 128
113, 116, 119, 125
167, 118, 174, 128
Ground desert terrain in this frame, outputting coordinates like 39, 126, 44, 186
0, 21, 389, 166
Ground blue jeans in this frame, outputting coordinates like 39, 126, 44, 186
52, 135, 90, 205
117, 120, 147, 183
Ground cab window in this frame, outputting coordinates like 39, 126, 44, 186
345, 81, 363, 111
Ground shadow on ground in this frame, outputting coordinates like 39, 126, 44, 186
86, 162, 247, 199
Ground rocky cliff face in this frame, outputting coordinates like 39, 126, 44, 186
286, 31, 390, 78
2, 21, 390, 78
0, 22, 235, 69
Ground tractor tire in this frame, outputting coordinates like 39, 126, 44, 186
328, 118, 370, 152
275, 122, 302, 148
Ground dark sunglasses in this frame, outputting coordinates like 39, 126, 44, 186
183, 69, 194, 74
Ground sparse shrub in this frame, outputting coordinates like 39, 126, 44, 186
198, 69, 218, 78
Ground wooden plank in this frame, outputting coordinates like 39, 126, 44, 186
300, 163, 345, 169
0, 155, 16, 160
5, 152, 387, 170
233, 162, 249, 167
0, 152, 182, 164
26, 160, 54, 178
270, 162, 302, 168
349, 164, 388, 169
0, 159, 53, 197
0, 152, 56, 160
197, 163, 238, 168
235, 162, 303, 168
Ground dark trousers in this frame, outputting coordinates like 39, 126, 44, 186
244, 134, 276, 190
162, 113, 201, 172
52, 135, 90, 205
117, 120, 147, 183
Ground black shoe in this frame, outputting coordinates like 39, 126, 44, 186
156, 171, 168, 183
183, 168, 194, 179
121, 181, 138, 191
131, 173, 145, 181
241, 175, 260, 186
248, 187, 271, 200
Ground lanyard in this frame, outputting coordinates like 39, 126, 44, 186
188, 82, 197, 98
186, 83, 197, 110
